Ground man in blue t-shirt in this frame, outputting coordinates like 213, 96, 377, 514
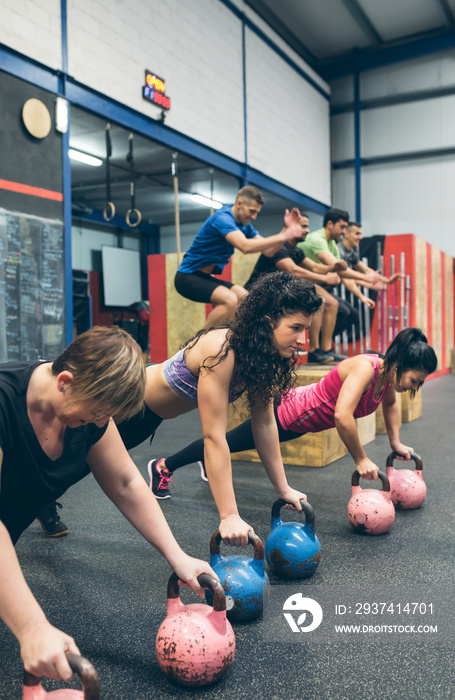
175, 185, 303, 328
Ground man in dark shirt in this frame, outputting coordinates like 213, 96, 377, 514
245, 214, 348, 364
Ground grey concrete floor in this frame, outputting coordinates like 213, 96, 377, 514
1, 375, 455, 699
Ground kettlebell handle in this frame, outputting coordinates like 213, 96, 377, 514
23, 653, 100, 699
386, 451, 423, 470
166, 571, 227, 612
271, 499, 316, 531
351, 470, 390, 491
210, 530, 265, 561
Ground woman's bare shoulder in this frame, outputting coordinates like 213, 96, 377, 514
187, 329, 233, 370
337, 354, 378, 380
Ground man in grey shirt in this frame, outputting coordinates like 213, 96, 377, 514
338, 222, 403, 292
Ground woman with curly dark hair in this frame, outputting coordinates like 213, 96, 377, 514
116, 271, 322, 547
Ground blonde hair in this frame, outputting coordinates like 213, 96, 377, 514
52, 326, 146, 422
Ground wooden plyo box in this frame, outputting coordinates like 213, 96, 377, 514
375, 392, 402, 435
230, 427, 347, 468
356, 414, 376, 446
401, 391, 422, 423
229, 364, 375, 467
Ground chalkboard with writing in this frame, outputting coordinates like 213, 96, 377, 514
0, 208, 66, 363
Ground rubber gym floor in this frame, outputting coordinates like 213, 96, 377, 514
1, 374, 454, 700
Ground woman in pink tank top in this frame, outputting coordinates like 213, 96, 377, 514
160, 328, 437, 487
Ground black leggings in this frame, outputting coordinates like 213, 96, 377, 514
116, 404, 163, 450
165, 406, 301, 471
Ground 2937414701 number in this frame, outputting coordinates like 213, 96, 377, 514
354, 602, 433, 615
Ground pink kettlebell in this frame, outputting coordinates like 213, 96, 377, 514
386, 451, 426, 509
155, 572, 235, 687
347, 470, 395, 535
23, 653, 99, 699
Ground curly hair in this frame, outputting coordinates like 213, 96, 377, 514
381, 327, 437, 397
183, 272, 322, 410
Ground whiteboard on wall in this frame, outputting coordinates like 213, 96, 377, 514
101, 246, 142, 307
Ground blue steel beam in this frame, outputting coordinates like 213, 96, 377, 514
340, 0, 382, 46
64, 80, 246, 180
60, 0, 73, 345
436, 0, 455, 29
332, 144, 455, 169
243, 166, 328, 215
320, 30, 455, 81
0, 42, 60, 92
353, 69, 361, 222
332, 83, 455, 114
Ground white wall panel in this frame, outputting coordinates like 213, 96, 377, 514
330, 76, 354, 104
0, 0, 61, 70
331, 168, 356, 221
360, 156, 455, 257
246, 30, 331, 205
361, 50, 455, 100
241, 1, 329, 95
361, 96, 455, 158
331, 112, 355, 162
67, 0, 245, 163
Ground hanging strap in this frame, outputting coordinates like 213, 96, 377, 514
103, 123, 115, 221
126, 133, 142, 227
172, 152, 182, 261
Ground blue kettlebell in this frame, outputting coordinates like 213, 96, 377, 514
265, 499, 321, 579
205, 530, 270, 622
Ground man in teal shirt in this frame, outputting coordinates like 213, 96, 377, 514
299, 208, 379, 338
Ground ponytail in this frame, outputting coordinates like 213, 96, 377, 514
382, 328, 437, 395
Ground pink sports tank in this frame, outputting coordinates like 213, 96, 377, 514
277, 354, 389, 434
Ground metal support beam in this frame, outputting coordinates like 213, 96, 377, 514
353, 67, 361, 222
339, 0, 382, 46
332, 83, 455, 114
242, 17, 248, 181
435, 0, 455, 29
60, 0, 73, 345
332, 144, 455, 169
320, 30, 455, 81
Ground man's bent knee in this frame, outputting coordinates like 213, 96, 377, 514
210, 287, 239, 312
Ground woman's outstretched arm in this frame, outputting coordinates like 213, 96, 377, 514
196, 351, 253, 547
381, 386, 413, 458
87, 422, 216, 593
334, 358, 378, 480
251, 400, 306, 508
0, 450, 80, 681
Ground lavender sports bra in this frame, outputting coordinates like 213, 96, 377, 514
163, 348, 243, 404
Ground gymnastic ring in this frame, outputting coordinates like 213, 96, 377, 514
103, 201, 116, 222
126, 208, 142, 227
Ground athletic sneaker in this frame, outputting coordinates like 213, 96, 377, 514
306, 348, 335, 364
197, 460, 208, 482
148, 459, 174, 499
327, 350, 348, 363
36, 501, 69, 537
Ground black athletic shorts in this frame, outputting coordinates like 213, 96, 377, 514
174, 270, 234, 303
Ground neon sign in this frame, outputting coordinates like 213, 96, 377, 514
143, 70, 171, 110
